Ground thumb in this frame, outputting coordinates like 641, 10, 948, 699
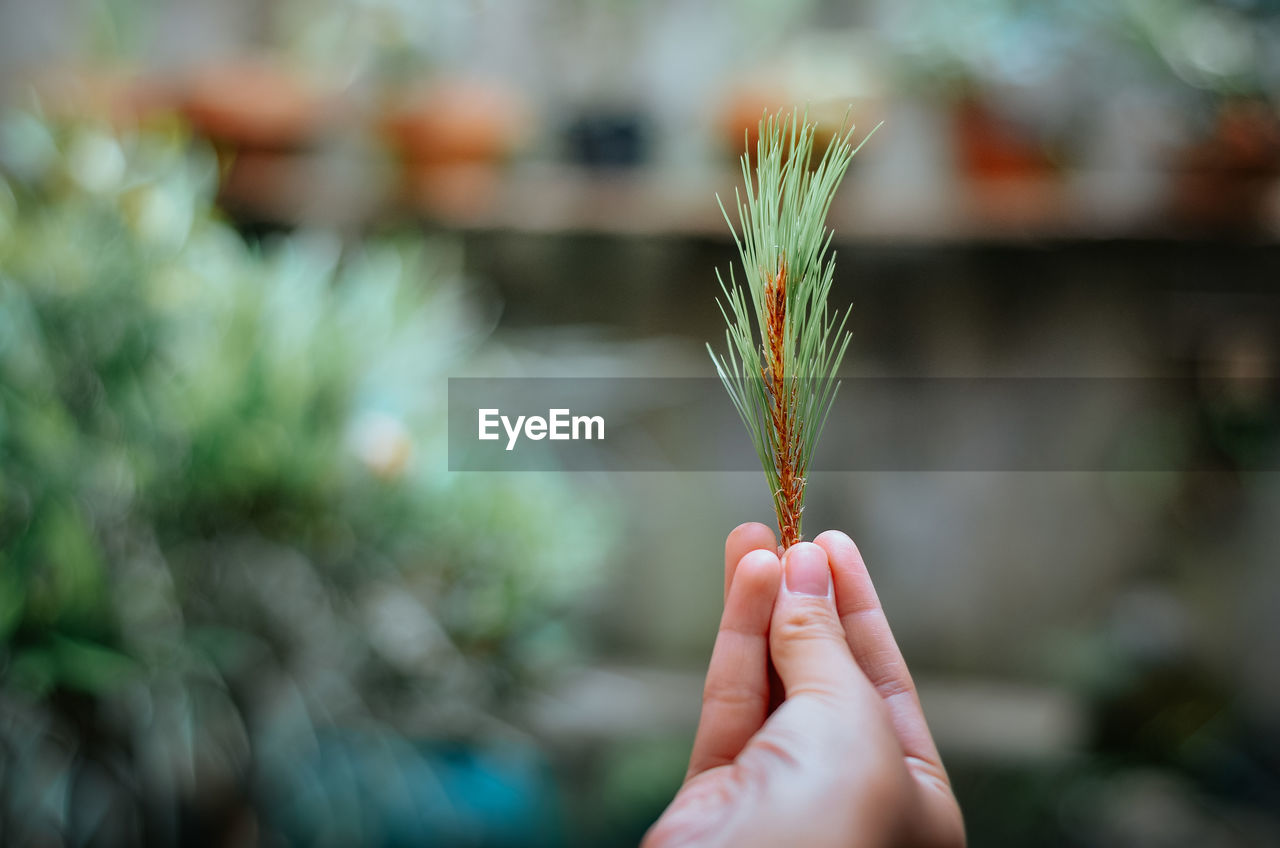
769, 542, 864, 703
725, 545, 919, 848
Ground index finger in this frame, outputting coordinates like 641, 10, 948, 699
815, 530, 947, 777
724, 522, 777, 602
687, 548, 782, 779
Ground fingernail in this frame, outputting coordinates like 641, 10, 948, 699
783, 542, 830, 597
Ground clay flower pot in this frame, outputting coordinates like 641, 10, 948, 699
182, 60, 339, 152
1167, 98, 1280, 231
380, 79, 527, 167
717, 86, 876, 169
952, 96, 1055, 181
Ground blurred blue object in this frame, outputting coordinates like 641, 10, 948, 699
564, 109, 651, 169
266, 732, 563, 848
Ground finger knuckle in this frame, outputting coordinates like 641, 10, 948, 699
774, 605, 840, 641
702, 682, 766, 711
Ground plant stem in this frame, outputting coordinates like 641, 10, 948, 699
762, 254, 804, 547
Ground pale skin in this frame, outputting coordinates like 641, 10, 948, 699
643, 524, 966, 848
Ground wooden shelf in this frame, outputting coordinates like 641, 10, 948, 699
218, 152, 1280, 242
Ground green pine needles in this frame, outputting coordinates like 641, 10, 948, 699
708, 111, 878, 548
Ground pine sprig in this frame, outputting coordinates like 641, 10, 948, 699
708, 111, 878, 547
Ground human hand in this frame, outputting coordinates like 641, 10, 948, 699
643, 524, 965, 848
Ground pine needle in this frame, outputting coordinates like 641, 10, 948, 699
708, 110, 879, 548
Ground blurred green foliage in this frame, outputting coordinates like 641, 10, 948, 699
885, 0, 1279, 99
0, 108, 615, 845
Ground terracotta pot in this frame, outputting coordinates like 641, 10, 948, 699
380, 80, 527, 166
1167, 99, 1280, 230
953, 97, 1055, 180
182, 61, 337, 152
717, 86, 875, 168
718, 86, 790, 160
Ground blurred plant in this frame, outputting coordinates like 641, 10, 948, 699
1113, 0, 1278, 100
882, 0, 1280, 113
272, 0, 464, 82
876, 0, 1280, 177
879, 0, 1075, 98
0, 107, 614, 845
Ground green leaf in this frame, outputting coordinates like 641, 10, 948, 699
48, 633, 139, 693
0, 555, 25, 641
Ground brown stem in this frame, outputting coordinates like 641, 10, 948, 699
761, 255, 804, 548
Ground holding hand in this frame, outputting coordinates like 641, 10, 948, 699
644, 524, 965, 848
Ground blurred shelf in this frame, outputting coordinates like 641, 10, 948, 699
520, 664, 1087, 763
218, 153, 1280, 243
403, 165, 1280, 243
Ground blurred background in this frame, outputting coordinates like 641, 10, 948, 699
2, 1, 1279, 845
